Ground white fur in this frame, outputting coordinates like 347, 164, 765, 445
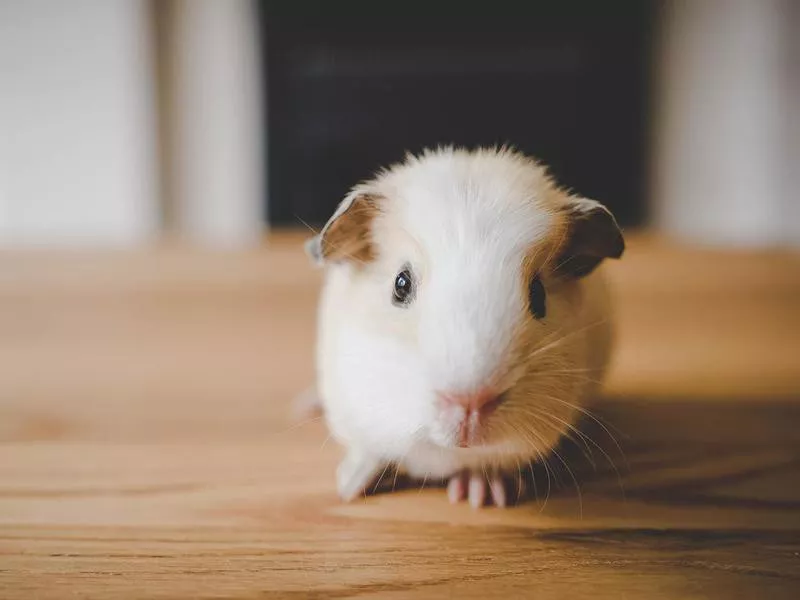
313, 147, 615, 499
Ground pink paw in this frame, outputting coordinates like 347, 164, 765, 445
446, 470, 524, 509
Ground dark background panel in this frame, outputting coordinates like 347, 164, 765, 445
260, 1, 657, 228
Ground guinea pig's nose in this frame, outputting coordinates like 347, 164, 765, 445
437, 388, 505, 415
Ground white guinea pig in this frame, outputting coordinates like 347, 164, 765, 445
304, 146, 624, 508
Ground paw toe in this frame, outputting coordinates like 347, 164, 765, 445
468, 473, 487, 509
488, 476, 507, 508
447, 472, 467, 504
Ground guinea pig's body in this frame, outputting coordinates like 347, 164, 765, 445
306, 147, 624, 507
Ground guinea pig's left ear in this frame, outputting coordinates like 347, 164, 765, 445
304, 193, 381, 267
554, 197, 625, 278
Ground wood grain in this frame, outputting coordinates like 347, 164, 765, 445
1, 232, 799, 599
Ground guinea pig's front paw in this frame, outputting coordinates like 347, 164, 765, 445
335, 449, 383, 502
447, 469, 524, 509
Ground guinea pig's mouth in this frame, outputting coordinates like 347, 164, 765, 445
481, 392, 507, 417
454, 391, 508, 449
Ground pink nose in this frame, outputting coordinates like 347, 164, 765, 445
437, 388, 505, 414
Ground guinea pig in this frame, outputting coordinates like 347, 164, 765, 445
304, 146, 624, 508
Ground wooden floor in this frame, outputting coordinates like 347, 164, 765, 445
1, 232, 799, 599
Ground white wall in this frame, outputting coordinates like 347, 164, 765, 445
0, 0, 159, 246
785, 0, 800, 244
652, 0, 798, 248
169, 0, 265, 246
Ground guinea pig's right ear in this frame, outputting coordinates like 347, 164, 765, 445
553, 197, 625, 278
304, 193, 381, 267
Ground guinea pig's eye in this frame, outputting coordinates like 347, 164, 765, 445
528, 273, 546, 319
392, 269, 414, 306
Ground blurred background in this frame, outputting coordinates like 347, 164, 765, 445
0, 0, 797, 249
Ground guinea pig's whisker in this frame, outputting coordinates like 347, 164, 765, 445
418, 471, 429, 495
527, 399, 627, 499
537, 393, 629, 471
528, 424, 569, 493
279, 415, 325, 434
392, 446, 415, 493
551, 249, 584, 274
390, 460, 404, 493
372, 462, 393, 494
522, 407, 595, 455
503, 421, 547, 508
551, 401, 625, 473
539, 461, 552, 512
514, 456, 525, 504
526, 407, 623, 486
545, 320, 608, 353
553, 373, 606, 387
514, 422, 557, 511
528, 443, 552, 513
294, 215, 321, 236
320, 433, 332, 450
555, 417, 624, 493
548, 444, 583, 518
505, 322, 593, 377
532, 412, 597, 470
518, 409, 597, 478
543, 366, 603, 374
533, 369, 607, 387
391, 466, 401, 493
527, 318, 610, 362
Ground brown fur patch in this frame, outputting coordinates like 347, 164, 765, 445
500, 192, 587, 391
320, 194, 382, 265
498, 233, 559, 392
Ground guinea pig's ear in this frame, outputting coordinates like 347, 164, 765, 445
304, 193, 381, 267
553, 197, 625, 278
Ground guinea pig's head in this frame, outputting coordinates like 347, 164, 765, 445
309, 147, 624, 462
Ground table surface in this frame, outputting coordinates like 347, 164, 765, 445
1, 232, 799, 599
